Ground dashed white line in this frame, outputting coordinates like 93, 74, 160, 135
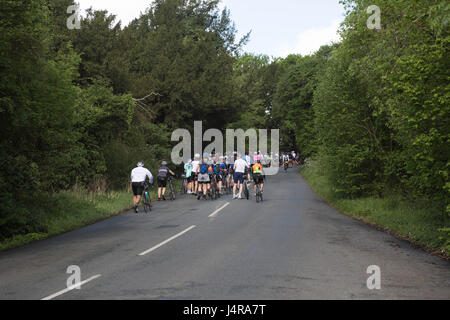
208, 202, 230, 218
41, 274, 101, 300
138, 225, 196, 256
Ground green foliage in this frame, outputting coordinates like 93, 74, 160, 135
273, 45, 336, 155
438, 228, 450, 256
311, 0, 449, 207
1, 0, 448, 249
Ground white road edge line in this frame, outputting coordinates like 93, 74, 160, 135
208, 202, 230, 218
41, 274, 102, 300
138, 225, 196, 256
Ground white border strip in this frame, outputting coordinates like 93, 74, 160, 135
208, 202, 230, 218
138, 225, 196, 256
41, 274, 101, 300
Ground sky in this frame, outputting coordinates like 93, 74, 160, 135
76, 0, 346, 58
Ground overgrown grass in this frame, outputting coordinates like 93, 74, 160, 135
300, 160, 450, 258
0, 182, 169, 251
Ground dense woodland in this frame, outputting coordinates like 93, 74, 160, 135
0, 0, 448, 243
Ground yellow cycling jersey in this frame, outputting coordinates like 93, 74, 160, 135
252, 163, 262, 174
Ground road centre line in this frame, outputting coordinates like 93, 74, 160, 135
41, 274, 101, 300
208, 202, 230, 218
138, 225, 196, 256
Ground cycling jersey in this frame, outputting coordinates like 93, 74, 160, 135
157, 165, 171, 178
184, 163, 193, 178
233, 158, 247, 173
220, 162, 228, 172
192, 160, 200, 174
131, 167, 153, 183
252, 163, 263, 174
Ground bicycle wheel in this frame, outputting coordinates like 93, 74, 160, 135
143, 192, 152, 213
255, 184, 260, 203
169, 181, 175, 200
180, 178, 185, 194
244, 182, 249, 200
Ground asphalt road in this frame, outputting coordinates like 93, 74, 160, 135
0, 167, 449, 300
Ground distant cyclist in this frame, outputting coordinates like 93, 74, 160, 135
157, 161, 175, 201
219, 156, 228, 194
233, 154, 249, 199
184, 159, 193, 194
131, 162, 153, 213
197, 160, 210, 200
252, 159, 264, 196
191, 153, 201, 195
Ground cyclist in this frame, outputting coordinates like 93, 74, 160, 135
244, 152, 251, 166
191, 153, 201, 195
282, 153, 289, 171
295, 153, 301, 165
184, 159, 193, 194
233, 154, 249, 199
157, 161, 175, 201
291, 151, 297, 166
131, 161, 153, 213
252, 159, 264, 196
208, 160, 218, 196
197, 160, 210, 200
219, 156, 228, 194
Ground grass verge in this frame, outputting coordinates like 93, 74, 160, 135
299, 160, 449, 260
0, 183, 169, 252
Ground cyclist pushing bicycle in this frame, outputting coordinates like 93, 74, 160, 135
131, 161, 153, 213
252, 159, 264, 197
157, 161, 175, 201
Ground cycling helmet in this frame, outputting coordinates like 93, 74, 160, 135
137, 161, 144, 167
161, 161, 167, 166
194, 153, 200, 159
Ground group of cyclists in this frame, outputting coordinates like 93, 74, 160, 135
130, 151, 301, 213
182, 152, 266, 201
280, 151, 302, 170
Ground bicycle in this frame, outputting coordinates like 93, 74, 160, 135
228, 173, 234, 194
221, 172, 228, 195
255, 182, 263, 203
180, 174, 187, 194
212, 175, 220, 199
139, 182, 152, 213
242, 174, 250, 200
168, 175, 176, 200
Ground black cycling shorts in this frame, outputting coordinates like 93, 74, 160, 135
157, 176, 167, 188
253, 173, 264, 184
132, 182, 144, 196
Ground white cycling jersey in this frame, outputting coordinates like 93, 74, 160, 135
234, 158, 248, 173
131, 167, 153, 183
192, 160, 200, 174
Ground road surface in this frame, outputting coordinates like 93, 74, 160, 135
0, 168, 449, 299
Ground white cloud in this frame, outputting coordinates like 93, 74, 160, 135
276, 18, 342, 57
76, 0, 151, 26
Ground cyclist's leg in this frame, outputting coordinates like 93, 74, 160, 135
238, 174, 244, 198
